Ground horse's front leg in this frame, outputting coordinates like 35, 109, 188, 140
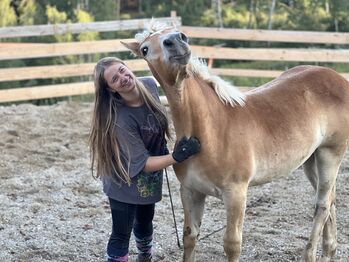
222, 182, 248, 262
180, 185, 206, 262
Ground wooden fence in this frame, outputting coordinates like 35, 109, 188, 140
1, 13, 349, 103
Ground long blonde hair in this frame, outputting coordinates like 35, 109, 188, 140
89, 57, 170, 185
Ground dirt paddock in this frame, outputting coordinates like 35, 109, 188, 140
0, 101, 348, 262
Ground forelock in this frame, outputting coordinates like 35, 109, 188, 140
135, 19, 173, 43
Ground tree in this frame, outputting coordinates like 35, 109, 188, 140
286, 0, 331, 31
89, 0, 118, 21
37, 0, 80, 19
329, 0, 349, 32
212, 0, 223, 27
46, 5, 73, 42
267, 0, 276, 30
248, 0, 255, 28
0, 0, 17, 27
74, 9, 98, 41
140, 0, 211, 25
18, 0, 37, 25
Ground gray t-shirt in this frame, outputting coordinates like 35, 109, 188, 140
102, 77, 167, 204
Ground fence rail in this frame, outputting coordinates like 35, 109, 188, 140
181, 26, 349, 44
1, 14, 349, 104
0, 17, 181, 39
2, 40, 349, 62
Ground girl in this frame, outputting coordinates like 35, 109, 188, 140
89, 57, 200, 262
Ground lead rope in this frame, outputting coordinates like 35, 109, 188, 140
164, 168, 181, 248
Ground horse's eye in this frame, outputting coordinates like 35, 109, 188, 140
141, 46, 148, 56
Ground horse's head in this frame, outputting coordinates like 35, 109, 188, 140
122, 22, 191, 86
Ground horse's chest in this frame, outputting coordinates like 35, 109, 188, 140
176, 163, 223, 199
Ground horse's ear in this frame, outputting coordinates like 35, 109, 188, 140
171, 21, 177, 29
121, 41, 141, 57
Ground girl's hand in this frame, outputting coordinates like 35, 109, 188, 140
172, 136, 201, 163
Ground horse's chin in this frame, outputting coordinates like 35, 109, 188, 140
170, 52, 191, 65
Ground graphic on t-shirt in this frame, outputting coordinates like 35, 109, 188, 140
137, 171, 161, 197
140, 114, 160, 134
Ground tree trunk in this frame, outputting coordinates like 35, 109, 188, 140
334, 18, 338, 32
248, 0, 254, 29
116, 0, 120, 19
139, 0, 142, 13
267, 0, 276, 30
212, 0, 223, 28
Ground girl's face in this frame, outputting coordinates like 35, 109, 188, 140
103, 63, 136, 95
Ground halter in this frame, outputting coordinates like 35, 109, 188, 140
136, 24, 176, 45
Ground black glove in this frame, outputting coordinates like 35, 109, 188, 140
172, 136, 201, 163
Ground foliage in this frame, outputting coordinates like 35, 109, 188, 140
46, 5, 73, 42
140, 0, 211, 25
36, 0, 80, 19
2, 0, 349, 104
286, 1, 331, 31
220, 5, 251, 28
89, 0, 118, 21
0, 0, 17, 26
74, 9, 99, 41
18, 0, 37, 25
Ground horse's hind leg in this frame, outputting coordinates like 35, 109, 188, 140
303, 146, 344, 262
320, 185, 337, 262
303, 153, 318, 190
180, 185, 206, 262
303, 154, 337, 262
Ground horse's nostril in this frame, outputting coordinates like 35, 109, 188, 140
180, 33, 188, 43
163, 39, 173, 47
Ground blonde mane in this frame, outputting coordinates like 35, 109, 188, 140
189, 57, 246, 107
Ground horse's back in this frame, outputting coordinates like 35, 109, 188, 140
250, 65, 349, 98
248, 65, 349, 115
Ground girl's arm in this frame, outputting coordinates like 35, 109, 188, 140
143, 154, 177, 173
143, 136, 201, 173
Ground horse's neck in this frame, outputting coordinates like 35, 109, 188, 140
164, 75, 222, 136
149, 62, 225, 135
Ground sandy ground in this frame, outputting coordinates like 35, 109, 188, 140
0, 101, 348, 262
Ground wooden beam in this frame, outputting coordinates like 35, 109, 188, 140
1, 61, 348, 83
0, 59, 149, 81
0, 39, 134, 60
1, 20, 346, 45
0, 82, 94, 103
181, 26, 349, 44
192, 46, 349, 63
209, 68, 283, 78
0, 17, 181, 39
2, 41, 349, 63
0, 81, 250, 103
210, 68, 349, 80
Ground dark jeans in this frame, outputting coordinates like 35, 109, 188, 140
107, 198, 155, 261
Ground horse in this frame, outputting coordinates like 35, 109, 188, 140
122, 22, 349, 262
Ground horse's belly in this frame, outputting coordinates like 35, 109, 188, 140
249, 121, 325, 186
249, 164, 298, 186
250, 143, 319, 186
